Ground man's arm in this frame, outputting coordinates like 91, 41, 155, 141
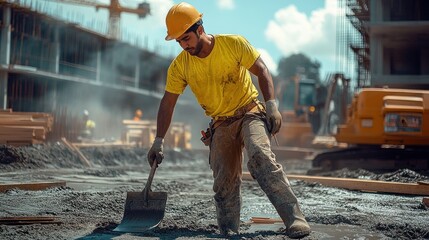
248, 57, 275, 101
156, 91, 180, 138
248, 56, 282, 134
147, 91, 180, 166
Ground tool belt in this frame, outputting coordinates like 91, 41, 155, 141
213, 100, 261, 122
200, 99, 263, 146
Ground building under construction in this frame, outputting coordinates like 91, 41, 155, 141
0, 1, 200, 144
337, 0, 429, 90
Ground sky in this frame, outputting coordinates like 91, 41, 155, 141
28, 0, 341, 79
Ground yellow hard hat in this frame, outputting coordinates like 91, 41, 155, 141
165, 2, 203, 41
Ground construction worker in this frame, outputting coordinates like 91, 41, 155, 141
133, 109, 143, 121
80, 109, 96, 140
147, 2, 311, 238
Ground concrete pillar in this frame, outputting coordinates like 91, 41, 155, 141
0, 6, 11, 109
96, 46, 101, 82
371, 0, 384, 22
370, 0, 383, 79
50, 26, 60, 74
134, 61, 140, 88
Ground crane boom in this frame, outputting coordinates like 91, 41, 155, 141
40, 0, 150, 39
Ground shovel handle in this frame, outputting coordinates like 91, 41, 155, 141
143, 161, 158, 194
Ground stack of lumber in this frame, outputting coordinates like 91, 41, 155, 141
122, 119, 157, 147
0, 109, 53, 146
121, 119, 192, 149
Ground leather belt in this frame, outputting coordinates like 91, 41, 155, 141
212, 100, 261, 122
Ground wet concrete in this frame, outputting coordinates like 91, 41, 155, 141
0, 144, 428, 239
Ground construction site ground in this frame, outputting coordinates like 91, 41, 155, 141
0, 143, 428, 240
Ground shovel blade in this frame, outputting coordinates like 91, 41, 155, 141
114, 191, 167, 233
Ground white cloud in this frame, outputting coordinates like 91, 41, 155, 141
217, 0, 235, 10
265, 0, 339, 62
257, 48, 278, 76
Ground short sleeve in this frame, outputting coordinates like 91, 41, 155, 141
165, 58, 187, 94
234, 35, 260, 69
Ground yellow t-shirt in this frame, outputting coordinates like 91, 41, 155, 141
166, 34, 260, 117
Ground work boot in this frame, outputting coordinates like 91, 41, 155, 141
217, 209, 240, 236
219, 228, 238, 237
215, 198, 241, 236
218, 216, 240, 236
278, 203, 311, 239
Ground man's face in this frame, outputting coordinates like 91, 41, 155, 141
176, 27, 202, 56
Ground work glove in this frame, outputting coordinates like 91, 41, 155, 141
147, 137, 164, 166
265, 99, 282, 134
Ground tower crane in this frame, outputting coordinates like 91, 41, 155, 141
41, 0, 150, 39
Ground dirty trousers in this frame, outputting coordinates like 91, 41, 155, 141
209, 112, 305, 233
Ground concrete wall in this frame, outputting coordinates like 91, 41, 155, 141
370, 0, 429, 88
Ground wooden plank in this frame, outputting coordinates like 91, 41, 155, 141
0, 139, 43, 146
71, 143, 92, 168
0, 111, 53, 129
0, 135, 35, 140
0, 115, 33, 120
0, 181, 66, 192
242, 172, 429, 196
0, 118, 49, 123
61, 138, 92, 167
0, 216, 55, 222
0, 120, 49, 128
250, 217, 282, 224
123, 125, 154, 130
0, 126, 46, 141
61, 137, 76, 153
73, 142, 131, 148
0, 125, 44, 133
0, 216, 61, 225
122, 119, 155, 125
0, 111, 50, 116
271, 146, 317, 160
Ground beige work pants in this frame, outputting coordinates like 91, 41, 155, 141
209, 111, 300, 233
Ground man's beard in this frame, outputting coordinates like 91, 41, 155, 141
186, 35, 202, 56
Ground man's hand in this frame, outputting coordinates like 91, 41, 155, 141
147, 137, 164, 166
265, 100, 282, 134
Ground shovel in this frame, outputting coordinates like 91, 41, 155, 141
114, 161, 167, 232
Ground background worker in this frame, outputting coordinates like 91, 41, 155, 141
147, 2, 311, 238
133, 109, 143, 121
79, 109, 96, 141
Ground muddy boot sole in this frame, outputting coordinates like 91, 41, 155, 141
288, 228, 311, 239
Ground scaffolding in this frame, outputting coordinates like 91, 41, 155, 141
0, 2, 171, 142
336, 0, 370, 90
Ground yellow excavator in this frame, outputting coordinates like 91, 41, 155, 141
311, 87, 429, 173
275, 74, 326, 148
